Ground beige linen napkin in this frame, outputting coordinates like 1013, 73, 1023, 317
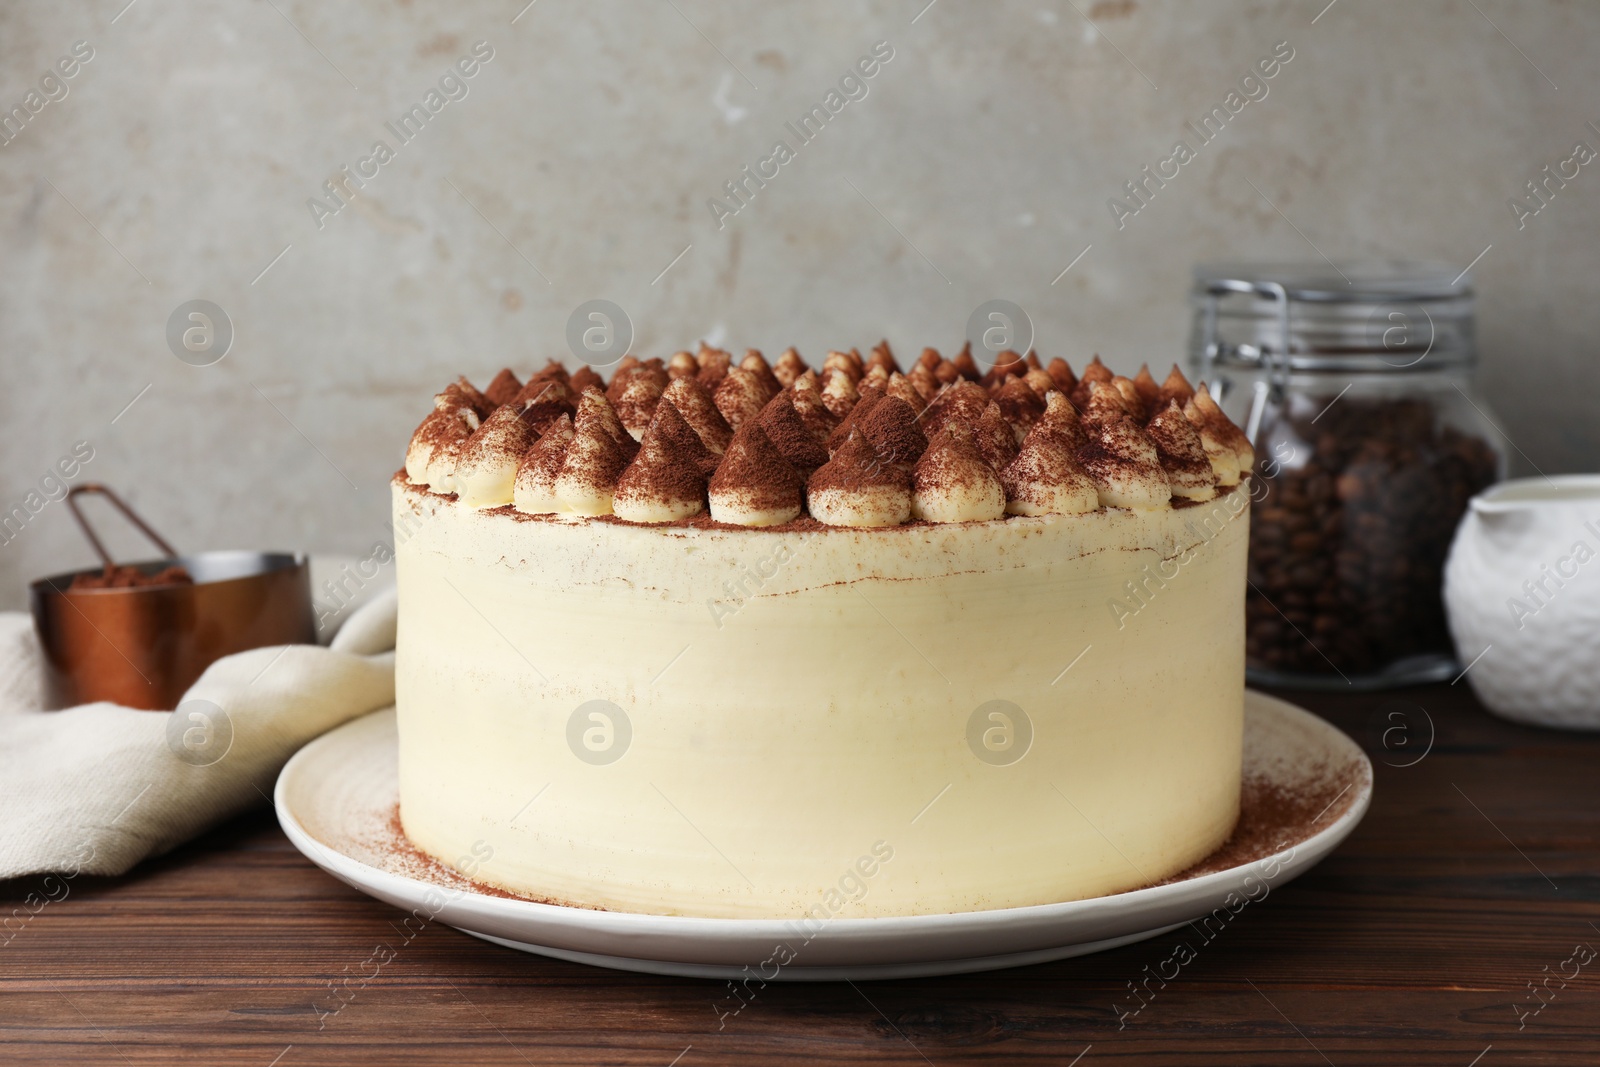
0, 577, 397, 881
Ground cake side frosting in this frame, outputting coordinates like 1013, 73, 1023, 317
394, 476, 1251, 918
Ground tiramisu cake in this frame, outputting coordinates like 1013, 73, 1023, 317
394, 344, 1254, 919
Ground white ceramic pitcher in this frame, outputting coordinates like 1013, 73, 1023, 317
1443, 475, 1600, 729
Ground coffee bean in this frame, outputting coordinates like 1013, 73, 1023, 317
1246, 394, 1498, 678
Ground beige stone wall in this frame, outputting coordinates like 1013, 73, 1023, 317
1, 0, 1595, 602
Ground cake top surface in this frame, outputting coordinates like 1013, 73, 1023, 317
403, 343, 1254, 530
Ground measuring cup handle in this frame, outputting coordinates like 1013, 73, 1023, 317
65, 484, 180, 567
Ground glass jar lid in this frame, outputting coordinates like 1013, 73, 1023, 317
1192, 260, 1476, 374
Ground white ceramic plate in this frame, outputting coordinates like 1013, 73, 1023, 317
275, 691, 1371, 981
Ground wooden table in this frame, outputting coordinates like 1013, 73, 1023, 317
4, 683, 1598, 1065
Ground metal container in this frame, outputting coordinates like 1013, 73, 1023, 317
28, 485, 315, 710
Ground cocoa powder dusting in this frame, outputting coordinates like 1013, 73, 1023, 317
709, 422, 804, 512
372, 762, 1353, 910
438, 377, 493, 418
381, 807, 604, 908
856, 395, 927, 465
758, 393, 829, 473
615, 417, 708, 514
1155, 364, 1196, 412
808, 430, 910, 494
1046, 357, 1078, 395
972, 402, 1021, 470
483, 368, 523, 407
825, 392, 883, 453
914, 421, 999, 496
409, 406, 477, 461
649, 398, 720, 477
993, 377, 1046, 430
1154, 762, 1362, 886
69, 563, 194, 591
569, 365, 604, 395
405, 351, 1256, 528
1147, 400, 1214, 480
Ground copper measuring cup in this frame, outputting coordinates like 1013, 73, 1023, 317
29, 485, 315, 710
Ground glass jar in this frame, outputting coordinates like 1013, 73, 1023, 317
1190, 262, 1507, 689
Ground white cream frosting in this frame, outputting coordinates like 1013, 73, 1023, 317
661, 378, 732, 455
1188, 383, 1255, 473
393, 478, 1251, 918
612, 426, 705, 524
820, 367, 859, 419
911, 477, 1005, 523
1186, 397, 1243, 489
1002, 433, 1100, 516
511, 416, 574, 515
1080, 416, 1172, 511
554, 433, 622, 516
911, 422, 1007, 524
410, 406, 480, 494
706, 424, 803, 528
614, 489, 702, 524
402, 417, 441, 486
806, 485, 911, 527
705, 496, 798, 527
454, 405, 535, 509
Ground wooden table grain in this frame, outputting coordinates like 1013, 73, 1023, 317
3, 683, 1598, 1065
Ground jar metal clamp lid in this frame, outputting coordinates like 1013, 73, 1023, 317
1191, 261, 1477, 440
